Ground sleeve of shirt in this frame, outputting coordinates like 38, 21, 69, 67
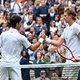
60, 29, 66, 39
0, 35, 1, 47
20, 35, 31, 49
73, 23, 80, 35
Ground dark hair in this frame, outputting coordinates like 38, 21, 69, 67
21, 46, 30, 59
35, 50, 43, 59
10, 15, 21, 28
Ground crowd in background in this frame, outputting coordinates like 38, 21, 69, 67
0, 0, 80, 80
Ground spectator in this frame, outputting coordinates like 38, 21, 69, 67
4, 11, 11, 28
46, 0, 54, 7
49, 20, 58, 35
20, 47, 30, 80
54, 14, 60, 27
47, 6, 56, 22
30, 27, 37, 38
28, 6, 33, 15
34, 16, 47, 37
57, 17, 68, 34
36, 70, 50, 80
34, 0, 40, 16
24, 14, 35, 31
1, 21, 9, 32
22, 0, 30, 9
32, 37, 38, 44
49, 72, 58, 80
28, 0, 34, 9
0, 2, 4, 12
21, 7, 29, 24
27, 32, 35, 61
37, 0, 48, 24
28, 6, 36, 20
37, 44, 46, 55
10, 0, 23, 15
0, 11, 6, 26
3, 1, 11, 13
33, 50, 46, 78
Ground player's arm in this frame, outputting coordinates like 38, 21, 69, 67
74, 24, 80, 39
29, 41, 42, 51
75, 32, 80, 61
71, 56, 80, 62
0, 36, 1, 47
29, 32, 46, 51
46, 37, 64, 46
75, 56, 80, 61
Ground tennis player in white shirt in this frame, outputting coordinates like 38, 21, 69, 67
0, 15, 45, 80
46, 8, 80, 80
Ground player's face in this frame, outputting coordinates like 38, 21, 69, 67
64, 12, 70, 23
16, 20, 22, 30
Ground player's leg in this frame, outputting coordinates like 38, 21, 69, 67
10, 67, 22, 80
0, 67, 9, 80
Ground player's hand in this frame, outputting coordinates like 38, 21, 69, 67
71, 56, 80, 62
71, 58, 78, 62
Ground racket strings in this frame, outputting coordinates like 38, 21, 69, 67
57, 45, 77, 61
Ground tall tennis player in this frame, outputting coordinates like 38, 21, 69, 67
0, 15, 45, 80
46, 8, 80, 80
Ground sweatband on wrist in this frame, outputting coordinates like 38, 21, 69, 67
46, 37, 51, 44
39, 38, 44, 44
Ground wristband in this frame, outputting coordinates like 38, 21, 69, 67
46, 37, 51, 44
39, 38, 44, 44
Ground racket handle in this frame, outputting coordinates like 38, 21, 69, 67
70, 58, 79, 62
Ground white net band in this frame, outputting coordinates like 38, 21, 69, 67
0, 62, 80, 68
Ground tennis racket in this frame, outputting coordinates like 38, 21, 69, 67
57, 44, 78, 62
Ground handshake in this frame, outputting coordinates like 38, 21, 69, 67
39, 32, 52, 44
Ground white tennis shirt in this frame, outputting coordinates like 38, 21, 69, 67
61, 22, 80, 61
0, 28, 31, 62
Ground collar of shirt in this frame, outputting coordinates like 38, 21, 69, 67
9, 27, 19, 33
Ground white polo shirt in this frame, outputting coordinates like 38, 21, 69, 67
0, 28, 31, 62
61, 22, 80, 62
